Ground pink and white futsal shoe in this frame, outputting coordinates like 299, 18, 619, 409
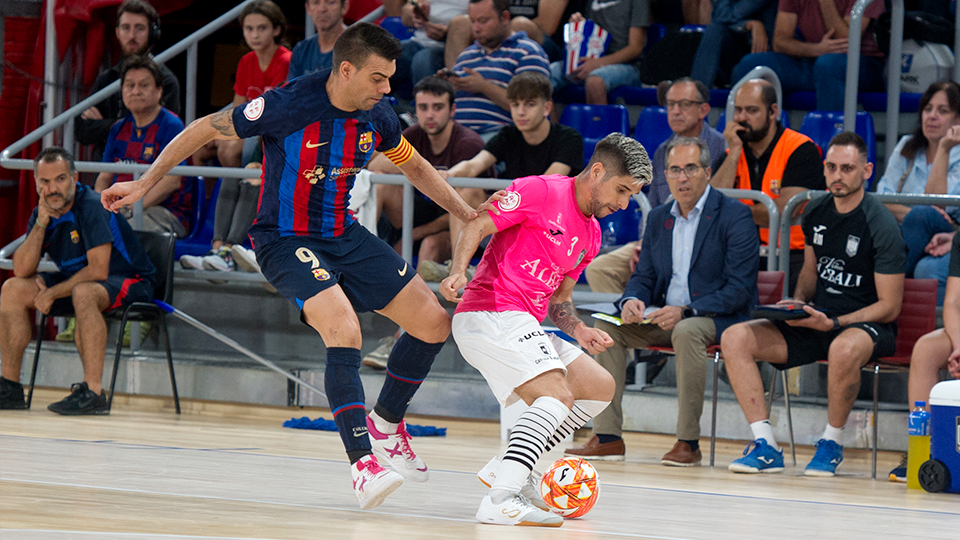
351, 454, 403, 510
366, 416, 430, 482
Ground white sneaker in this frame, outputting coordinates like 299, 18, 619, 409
179, 253, 206, 270
351, 454, 403, 510
477, 455, 550, 511
231, 245, 261, 273
476, 493, 562, 527
366, 417, 428, 482
361, 335, 397, 369
202, 247, 235, 271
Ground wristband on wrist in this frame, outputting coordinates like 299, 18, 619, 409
831, 317, 840, 330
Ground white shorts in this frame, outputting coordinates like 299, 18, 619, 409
452, 311, 584, 407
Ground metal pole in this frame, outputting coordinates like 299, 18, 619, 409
844, 0, 878, 133
186, 43, 198, 125
955, 2, 960, 82
885, 0, 904, 164
42, 0, 56, 148
401, 182, 414, 263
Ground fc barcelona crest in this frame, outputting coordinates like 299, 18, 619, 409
359, 131, 374, 153
70, 230, 79, 244
313, 268, 331, 281
142, 144, 155, 160
845, 235, 860, 257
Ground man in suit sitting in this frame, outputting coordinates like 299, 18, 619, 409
565, 137, 759, 464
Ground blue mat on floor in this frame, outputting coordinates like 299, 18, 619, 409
283, 416, 446, 436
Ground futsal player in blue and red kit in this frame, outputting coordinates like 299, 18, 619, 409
101, 23, 498, 510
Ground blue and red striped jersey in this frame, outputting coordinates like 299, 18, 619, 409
232, 69, 411, 247
102, 107, 191, 231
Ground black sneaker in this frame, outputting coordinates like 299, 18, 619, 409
0, 377, 27, 410
47, 382, 109, 415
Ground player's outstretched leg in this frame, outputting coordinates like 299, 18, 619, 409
477, 396, 568, 527
325, 347, 404, 508
367, 333, 442, 482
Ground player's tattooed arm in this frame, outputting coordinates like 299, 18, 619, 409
548, 299, 583, 337
209, 109, 238, 138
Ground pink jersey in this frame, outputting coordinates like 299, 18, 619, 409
455, 175, 601, 321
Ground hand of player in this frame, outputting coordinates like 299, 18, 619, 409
449, 68, 486, 93
723, 119, 746, 153
573, 323, 614, 355
628, 242, 642, 273
573, 57, 604, 80
33, 277, 54, 315
80, 106, 103, 120
470, 190, 506, 219
939, 125, 960, 152
101, 179, 149, 213
816, 29, 848, 55
925, 231, 955, 257
620, 298, 646, 325
648, 305, 682, 332
568, 12, 585, 24
35, 197, 59, 228
440, 273, 467, 303
787, 304, 832, 330
948, 348, 960, 378
931, 205, 953, 225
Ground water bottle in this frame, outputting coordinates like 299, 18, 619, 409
601, 221, 617, 249
906, 400, 931, 489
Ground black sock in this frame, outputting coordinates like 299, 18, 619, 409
596, 434, 622, 444
347, 449, 373, 464
682, 439, 700, 452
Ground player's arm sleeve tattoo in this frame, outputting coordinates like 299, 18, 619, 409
210, 109, 238, 138
548, 300, 582, 338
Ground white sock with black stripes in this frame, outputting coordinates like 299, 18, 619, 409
490, 396, 569, 503
543, 400, 610, 453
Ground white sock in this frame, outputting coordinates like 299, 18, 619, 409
491, 396, 568, 496
750, 420, 779, 451
821, 423, 844, 443
368, 410, 398, 435
543, 399, 610, 453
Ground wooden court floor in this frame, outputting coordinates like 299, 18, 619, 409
2, 389, 957, 540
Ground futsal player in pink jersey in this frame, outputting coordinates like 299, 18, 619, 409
440, 133, 652, 526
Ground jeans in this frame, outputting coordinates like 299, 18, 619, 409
549, 61, 641, 95
731, 52, 885, 110
914, 252, 950, 306
690, 22, 750, 88
902, 205, 955, 276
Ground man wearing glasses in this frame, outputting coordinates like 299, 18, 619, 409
565, 137, 759, 464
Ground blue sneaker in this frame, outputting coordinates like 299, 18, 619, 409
805, 439, 843, 477
728, 439, 784, 474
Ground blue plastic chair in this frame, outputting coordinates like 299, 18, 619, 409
175, 178, 221, 260
559, 104, 630, 167
716, 109, 790, 133
379, 17, 414, 41
632, 106, 671, 158
798, 110, 877, 188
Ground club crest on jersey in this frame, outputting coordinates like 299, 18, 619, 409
845, 235, 860, 257
304, 166, 326, 184
244, 97, 265, 121
141, 144, 155, 161
769, 178, 781, 196
498, 191, 521, 212
313, 268, 331, 281
576, 249, 587, 266
359, 131, 374, 153
70, 230, 79, 244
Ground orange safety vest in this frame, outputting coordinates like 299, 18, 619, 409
735, 128, 814, 250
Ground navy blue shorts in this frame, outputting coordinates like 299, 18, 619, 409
257, 222, 415, 316
39, 272, 154, 316
771, 320, 897, 370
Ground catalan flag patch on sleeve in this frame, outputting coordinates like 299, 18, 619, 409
383, 135, 414, 167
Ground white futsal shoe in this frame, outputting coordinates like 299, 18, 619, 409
351, 454, 403, 510
477, 455, 550, 511
366, 416, 429, 482
476, 492, 562, 527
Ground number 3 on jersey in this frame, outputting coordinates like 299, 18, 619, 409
567, 236, 579, 257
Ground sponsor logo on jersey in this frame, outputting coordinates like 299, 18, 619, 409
304, 166, 326, 184
313, 268, 331, 281
845, 235, 860, 257
359, 131, 374, 153
70, 230, 79, 244
498, 191, 521, 212
518, 330, 546, 343
813, 225, 826, 246
576, 248, 587, 266
244, 97, 265, 121
817, 256, 863, 288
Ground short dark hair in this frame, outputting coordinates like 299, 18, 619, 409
34, 146, 76, 177
670, 77, 709, 104
120, 55, 163, 88
116, 0, 158, 27
332, 22, 403, 72
506, 72, 552, 102
470, 0, 511, 16
240, 0, 287, 44
589, 133, 653, 186
413, 76, 456, 107
827, 131, 869, 160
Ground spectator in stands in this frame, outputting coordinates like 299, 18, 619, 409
710, 79, 824, 295
363, 76, 492, 369
584, 77, 725, 297
94, 56, 190, 238
875, 80, 960, 302
218, 0, 291, 168
722, 132, 905, 477
390, 0, 470, 96
548, 0, 650, 105
75, 0, 181, 162
889, 232, 960, 482
689, 0, 777, 89
730, 0, 885, 111
0, 148, 156, 414
565, 137, 758, 463
288, 0, 349, 79
442, 0, 550, 136
419, 71, 583, 281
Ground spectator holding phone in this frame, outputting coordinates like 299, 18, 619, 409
392, 0, 471, 95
